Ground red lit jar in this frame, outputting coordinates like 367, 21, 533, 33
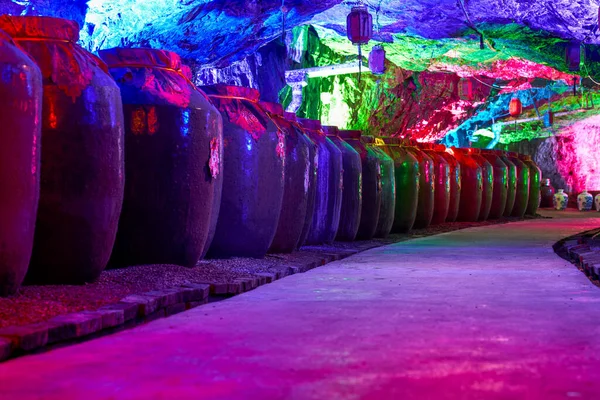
261, 103, 312, 253
452, 148, 483, 222
404, 140, 435, 229
379, 137, 420, 233
0, 16, 125, 284
519, 154, 541, 216
496, 151, 518, 216
468, 148, 494, 221
201, 85, 285, 258
340, 130, 382, 240
507, 152, 530, 218
419, 143, 450, 225
298, 119, 343, 245
325, 126, 362, 242
0, 29, 42, 295
480, 149, 509, 219
99, 48, 223, 267
434, 145, 461, 222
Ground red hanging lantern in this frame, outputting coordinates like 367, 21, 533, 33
368, 45, 386, 75
459, 79, 473, 101
509, 97, 522, 117
347, 4, 373, 81
566, 42, 581, 72
347, 5, 373, 45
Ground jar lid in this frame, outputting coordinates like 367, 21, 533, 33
200, 84, 260, 102
0, 16, 79, 42
99, 48, 183, 71
338, 130, 362, 139
259, 101, 284, 116
322, 125, 340, 136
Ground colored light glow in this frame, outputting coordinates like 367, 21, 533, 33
556, 114, 600, 191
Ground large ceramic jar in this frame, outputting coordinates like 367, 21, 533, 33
452, 148, 483, 222
554, 189, 568, 211
341, 130, 382, 240
595, 193, 600, 211
467, 148, 493, 221
299, 119, 343, 245
435, 145, 461, 222
519, 154, 541, 216
0, 17, 125, 284
379, 137, 420, 233
506, 152, 530, 218
405, 141, 435, 229
0, 30, 42, 296
481, 149, 508, 220
261, 103, 312, 253
325, 127, 362, 242
201, 85, 285, 258
540, 179, 555, 208
283, 113, 318, 249
98, 48, 223, 267
496, 151, 517, 217
362, 136, 396, 237
419, 143, 450, 225
577, 190, 593, 211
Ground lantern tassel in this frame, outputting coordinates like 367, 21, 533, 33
358, 44, 362, 83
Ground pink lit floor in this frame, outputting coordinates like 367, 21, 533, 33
1, 210, 600, 399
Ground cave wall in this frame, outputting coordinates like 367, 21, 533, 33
502, 114, 600, 193
281, 26, 490, 141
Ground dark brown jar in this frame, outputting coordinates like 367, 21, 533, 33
496, 151, 517, 217
507, 152, 530, 218
362, 136, 396, 238
452, 148, 483, 222
0, 16, 125, 284
283, 113, 318, 249
261, 103, 312, 253
299, 120, 343, 245
481, 149, 508, 219
379, 137, 420, 233
99, 48, 223, 267
418, 143, 450, 225
519, 154, 541, 216
325, 126, 362, 242
340, 130, 382, 240
0, 29, 42, 296
468, 148, 494, 221
434, 145, 461, 223
201, 85, 285, 258
404, 140, 435, 229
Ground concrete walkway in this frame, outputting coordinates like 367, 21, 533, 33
2, 212, 600, 399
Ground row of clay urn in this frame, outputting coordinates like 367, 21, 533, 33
0, 16, 402, 296
372, 138, 542, 231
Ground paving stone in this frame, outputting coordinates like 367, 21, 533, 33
100, 302, 139, 322
254, 273, 275, 284
82, 309, 124, 330
48, 313, 103, 343
143, 289, 182, 308
144, 309, 166, 323
179, 284, 210, 302
0, 337, 11, 361
166, 303, 187, 316
211, 283, 229, 295
0, 323, 48, 352
120, 294, 159, 317
186, 300, 208, 310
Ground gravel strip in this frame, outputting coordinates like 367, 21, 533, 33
1, 217, 527, 328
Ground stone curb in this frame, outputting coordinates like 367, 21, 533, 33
0, 247, 359, 362
554, 228, 600, 282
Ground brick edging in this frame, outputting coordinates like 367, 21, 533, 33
0, 245, 379, 362
554, 228, 600, 280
